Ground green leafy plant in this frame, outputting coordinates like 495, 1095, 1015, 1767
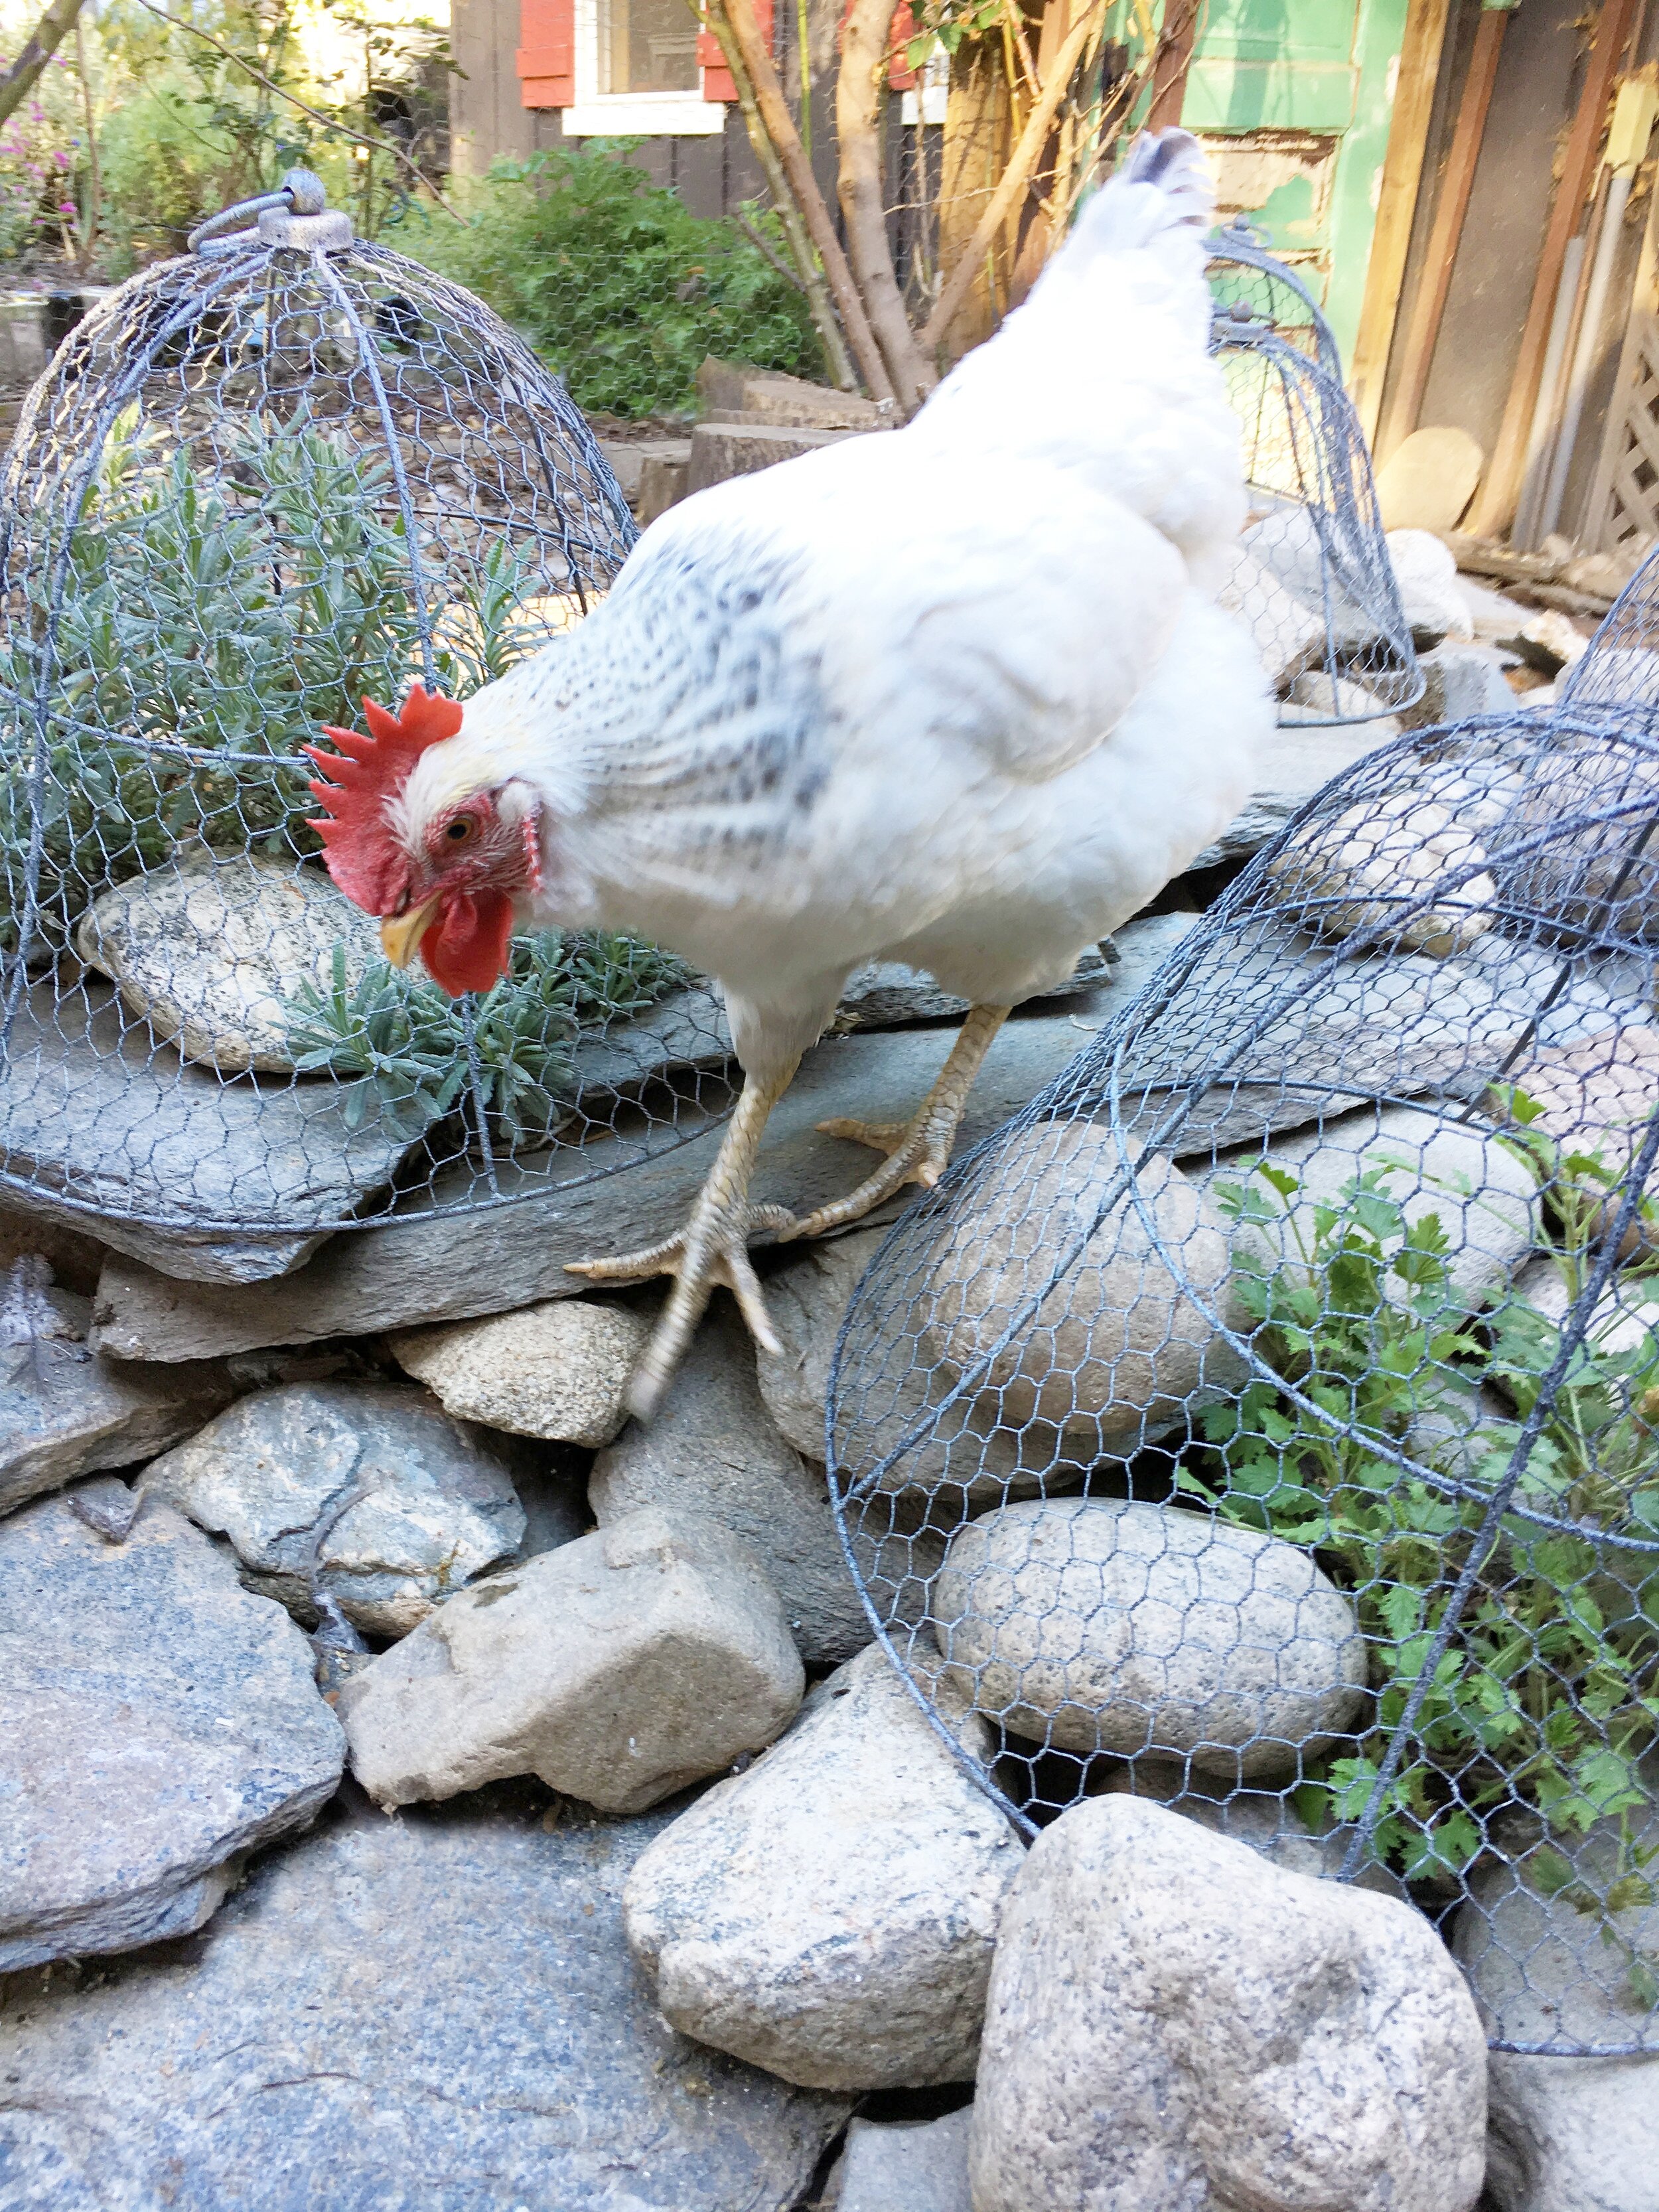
1176, 1141, 1659, 1923
284, 929, 689, 1147
0, 400, 547, 954
409, 143, 821, 417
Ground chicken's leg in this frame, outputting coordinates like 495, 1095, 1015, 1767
781, 1003, 1011, 1242
565, 1061, 800, 1420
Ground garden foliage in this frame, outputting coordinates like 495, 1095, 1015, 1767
411, 143, 822, 417
1177, 1116, 1659, 1992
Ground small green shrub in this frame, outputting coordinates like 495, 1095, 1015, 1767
0, 401, 549, 954
1175, 1121, 1659, 1954
285, 929, 689, 1145
411, 143, 821, 416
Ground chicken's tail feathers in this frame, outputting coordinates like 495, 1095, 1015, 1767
1060, 128, 1214, 272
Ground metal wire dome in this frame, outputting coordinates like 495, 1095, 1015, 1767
826, 696, 1659, 2059
0, 168, 731, 1286
1207, 220, 1423, 730
1560, 528, 1659, 719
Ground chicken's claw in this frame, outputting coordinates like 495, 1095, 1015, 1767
567, 1199, 796, 1421
783, 1113, 952, 1239
780, 1002, 1013, 1243
565, 1061, 804, 1422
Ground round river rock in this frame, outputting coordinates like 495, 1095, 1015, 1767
932, 1496, 1368, 1775
76, 854, 383, 1074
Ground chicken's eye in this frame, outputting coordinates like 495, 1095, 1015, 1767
445, 814, 478, 846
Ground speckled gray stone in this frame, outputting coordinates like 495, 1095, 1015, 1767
75, 855, 384, 1075
390, 1297, 649, 1447
1454, 1803, 1659, 2212
932, 1497, 1368, 1776
921, 1140, 1246, 1450
1100, 1759, 1409, 1899
0, 1784, 849, 2212
1, 1266, 234, 1515
592, 1302, 881, 1664
971, 1796, 1488, 2212
624, 1641, 1023, 2091
138, 1382, 525, 1636
755, 1232, 1078, 1510
338, 1505, 804, 1813
0, 1481, 344, 1972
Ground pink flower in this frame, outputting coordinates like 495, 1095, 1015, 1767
56, 199, 74, 216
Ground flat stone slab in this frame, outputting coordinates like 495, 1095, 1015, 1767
835, 945, 1117, 1029
0, 980, 431, 1284
567, 946, 1115, 1097
1090, 919, 1638, 1161
1189, 722, 1408, 869
89, 1001, 1128, 1362
0, 1783, 849, 2212
0, 1481, 344, 1972
567, 981, 732, 1096
2, 1265, 235, 1514
92, 913, 1630, 1363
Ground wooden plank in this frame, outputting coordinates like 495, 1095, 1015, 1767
1374, 2, 1510, 463
1348, 0, 1455, 442
1465, 0, 1643, 537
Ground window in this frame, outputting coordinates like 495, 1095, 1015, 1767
563, 0, 725, 133
518, 0, 772, 133
599, 0, 699, 93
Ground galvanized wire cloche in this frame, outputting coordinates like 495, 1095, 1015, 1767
827, 695, 1659, 2059
1207, 221, 1422, 729
0, 169, 732, 1285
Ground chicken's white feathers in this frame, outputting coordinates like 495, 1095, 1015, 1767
398, 128, 1269, 1077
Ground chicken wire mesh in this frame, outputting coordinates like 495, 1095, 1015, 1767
0, 168, 738, 1282
826, 700, 1659, 2058
1208, 221, 1421, 731
1561, 528, 1659, 719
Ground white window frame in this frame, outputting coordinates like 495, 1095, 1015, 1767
563, 0, 724, 135
899, 50, 949, 126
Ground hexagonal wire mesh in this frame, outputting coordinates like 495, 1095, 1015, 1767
1207, 221, 1422, 730
826, 700, 1659, 2058
0, 169, 736, 1283
1560, 528, 1659, 719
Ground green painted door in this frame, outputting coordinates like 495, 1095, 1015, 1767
1177, 0, 1410, 362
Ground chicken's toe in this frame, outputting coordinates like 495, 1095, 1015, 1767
813, 1116, 913, 1157
782, 1002, 1012, 1244
567, 1199, 797, 1420
782, 1109, 955, 1240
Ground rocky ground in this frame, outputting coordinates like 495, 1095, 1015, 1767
3, 540, 1657, 2212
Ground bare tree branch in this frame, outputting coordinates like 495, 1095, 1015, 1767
919, 0, 1117, 358
711, 0, 898, 406
695, 1, 861, 390
836, 0, 935, 411
733, 205, 810, 295
0, 0, 88, 135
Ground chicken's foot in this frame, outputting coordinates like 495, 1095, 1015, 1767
565, 1061, 800, 1420
782, 1003, 1011, 1241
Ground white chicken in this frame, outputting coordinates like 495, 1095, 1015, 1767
307, 128, 1270, 1417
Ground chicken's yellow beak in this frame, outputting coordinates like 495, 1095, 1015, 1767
380, 894, 443, 971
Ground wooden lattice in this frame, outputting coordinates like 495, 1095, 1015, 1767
1583, 184, 1659, 553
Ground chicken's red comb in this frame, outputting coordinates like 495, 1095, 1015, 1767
304, 682, 464, 913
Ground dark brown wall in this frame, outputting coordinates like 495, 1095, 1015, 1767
449, 0, 836, 214
1390, 0, 1587, 459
